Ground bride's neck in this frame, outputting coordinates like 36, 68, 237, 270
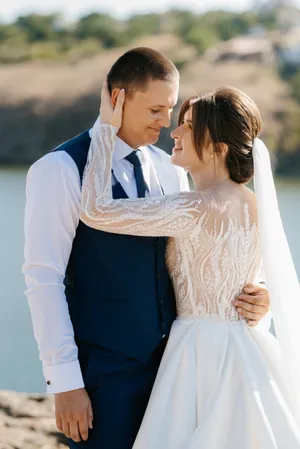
190, 164, 231, 191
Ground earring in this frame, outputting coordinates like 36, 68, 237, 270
210, 153, 214, 158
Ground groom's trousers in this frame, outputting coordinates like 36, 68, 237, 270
68, 338, 167, 449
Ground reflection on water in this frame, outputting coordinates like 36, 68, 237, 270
0, 168, 299, 392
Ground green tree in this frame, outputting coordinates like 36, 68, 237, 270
16, 14, 61, 42
126, 13, 162, 39
184, 23, 218, 54
290, 70, 300, 104
0, 23, 21, 41
75, 13, 125, 48
199, 11, 256, 41
257, 9, 278, 31
160, 9, 195, 36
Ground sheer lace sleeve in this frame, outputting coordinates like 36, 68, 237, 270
80, 122, 211, 238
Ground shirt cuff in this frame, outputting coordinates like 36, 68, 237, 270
43, 360, 84, 394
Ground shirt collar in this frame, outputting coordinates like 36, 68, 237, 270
114, 136, 135, 162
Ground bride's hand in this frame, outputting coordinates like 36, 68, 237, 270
100, 78, 125, 129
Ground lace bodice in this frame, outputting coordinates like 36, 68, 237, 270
80, 123, 263, 321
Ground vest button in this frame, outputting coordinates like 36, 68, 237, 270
160, 300, 164, 305
47, 380, 51, 385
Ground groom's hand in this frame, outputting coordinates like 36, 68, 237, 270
55, 387, 93, 442
234, 283, 270, 327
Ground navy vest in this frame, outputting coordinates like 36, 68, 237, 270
53, 131, 177, 363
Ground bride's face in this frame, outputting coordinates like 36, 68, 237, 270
170, 108, 214, 172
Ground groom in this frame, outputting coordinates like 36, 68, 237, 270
23, 47, 271, 448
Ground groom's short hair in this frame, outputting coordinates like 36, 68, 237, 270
107, 47, 179, 98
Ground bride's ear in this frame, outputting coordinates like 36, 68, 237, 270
218, 142, 228, 156
111, 88, 122, 108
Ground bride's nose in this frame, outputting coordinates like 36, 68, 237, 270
171, 126, 180, 139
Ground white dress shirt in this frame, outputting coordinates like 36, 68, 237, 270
23, 131, 190, 394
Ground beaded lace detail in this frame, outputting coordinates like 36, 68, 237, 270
81, 123, 263, 321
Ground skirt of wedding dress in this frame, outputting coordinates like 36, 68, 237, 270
133, 316, 300, 449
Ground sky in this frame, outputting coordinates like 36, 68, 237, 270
2, 0, 300, 23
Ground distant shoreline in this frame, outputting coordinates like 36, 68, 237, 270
0, 165, 299, 181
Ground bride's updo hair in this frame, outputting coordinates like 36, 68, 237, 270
178, 87, 262, 184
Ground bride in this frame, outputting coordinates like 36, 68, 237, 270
80, 81, 300, 448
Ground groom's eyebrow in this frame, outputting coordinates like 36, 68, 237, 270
150, 104, 175, 108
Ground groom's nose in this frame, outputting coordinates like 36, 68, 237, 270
159, 109, 172, 128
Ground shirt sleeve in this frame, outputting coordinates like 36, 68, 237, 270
80, 123, 211, 238
23, 152, 84, 394
175, 166, 190, 193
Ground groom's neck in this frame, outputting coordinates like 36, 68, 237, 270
117, 128, 145, 150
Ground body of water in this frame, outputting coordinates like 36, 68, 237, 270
0, 168, 299, 393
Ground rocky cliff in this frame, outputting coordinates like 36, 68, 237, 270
0, 390, 67, 449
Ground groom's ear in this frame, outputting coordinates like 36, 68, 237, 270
111, 88, 122, 108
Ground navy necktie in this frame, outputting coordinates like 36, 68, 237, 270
125, 150, 149, 198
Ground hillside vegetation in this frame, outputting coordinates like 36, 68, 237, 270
1, 9, 300, 174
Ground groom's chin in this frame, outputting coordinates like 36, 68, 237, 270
145, 128, 161, 145
145, 136, 160, 146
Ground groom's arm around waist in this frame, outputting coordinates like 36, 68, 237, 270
23, 151, 84, 394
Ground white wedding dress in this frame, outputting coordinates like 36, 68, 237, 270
80, 124, 300, 448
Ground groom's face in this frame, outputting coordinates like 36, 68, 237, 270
118, 78, 179, 149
